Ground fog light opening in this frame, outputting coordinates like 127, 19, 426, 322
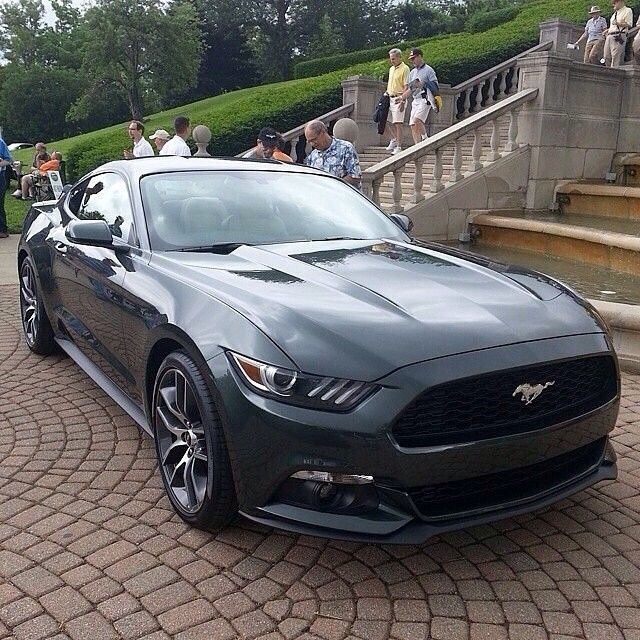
276, 472, 379, 514
291, 470, 374, 485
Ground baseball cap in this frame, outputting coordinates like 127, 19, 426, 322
408, 47, 423, 59
149, 129, 170, 141
257, 127, 280, 147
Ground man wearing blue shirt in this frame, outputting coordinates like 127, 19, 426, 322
304, 120, 362, 189
0, 134, 12, 238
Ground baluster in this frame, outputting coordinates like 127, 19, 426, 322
498, 72, 508, 101
506, 109, 519, 152
430, 149, 444, 193
412, 157, 425, 203
487, 119, 501, 162
474, 83, 483, 112
373, 178, 382, 206
362, 179, 373, 200
485, 74, 497, 106
514, 67, 521, 91
471, 130, 483, 171
392, 168, 404, 212
289, 135, 300, 163
451, 139, 463, 182
462, 90, 471, 118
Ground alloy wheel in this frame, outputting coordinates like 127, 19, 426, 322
19, 260, 38, 346
155, 368, 209, 513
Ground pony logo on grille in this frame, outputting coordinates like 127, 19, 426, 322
513, 381, 555, 405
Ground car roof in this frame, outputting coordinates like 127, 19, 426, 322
93, 156, 328, 183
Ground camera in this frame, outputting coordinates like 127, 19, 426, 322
614, 33, 625, 44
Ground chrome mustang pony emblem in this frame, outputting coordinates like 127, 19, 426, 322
512, 381, 555, 405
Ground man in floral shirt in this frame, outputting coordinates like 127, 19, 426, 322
304, 120, 362, 189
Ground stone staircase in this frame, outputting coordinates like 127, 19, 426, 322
359, 119, 510, 209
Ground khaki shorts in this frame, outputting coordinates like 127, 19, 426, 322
388, 97, 406, 124
409, 98, 431, 126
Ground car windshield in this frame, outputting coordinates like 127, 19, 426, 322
139, 170, 407, 251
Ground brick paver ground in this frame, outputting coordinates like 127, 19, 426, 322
2, 283, 640, 640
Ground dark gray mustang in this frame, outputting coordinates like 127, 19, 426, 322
18, 157, 619, 543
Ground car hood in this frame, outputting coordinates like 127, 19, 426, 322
158, 240, 603, 380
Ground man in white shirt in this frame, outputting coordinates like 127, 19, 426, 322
160, 116, 192, 157
604, 0, 634, 67
123, 121, 154, 158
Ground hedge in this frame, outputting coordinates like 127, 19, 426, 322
293, 35, 451, 80
60, 0, 634, 180
466, 6, 520, 33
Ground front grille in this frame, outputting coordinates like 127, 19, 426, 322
408, 437, 606, 519
392, 356, 617, 448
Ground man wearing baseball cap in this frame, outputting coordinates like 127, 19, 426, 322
400, 48, 442, 146
572, 6, 608, 64
149, 129, 170, 153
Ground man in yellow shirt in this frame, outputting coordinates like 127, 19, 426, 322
385, 48, 410, 155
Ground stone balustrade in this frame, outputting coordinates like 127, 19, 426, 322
237, 103, 354, 161
362, 88, 538, 213
453, 41, 552, 120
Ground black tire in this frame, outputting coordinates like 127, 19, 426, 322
19, 256, 56, 356
152, 350, 237, 530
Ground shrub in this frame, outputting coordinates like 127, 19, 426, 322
466, 6, 520, 33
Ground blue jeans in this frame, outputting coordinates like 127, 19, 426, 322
0, 170, 6, 233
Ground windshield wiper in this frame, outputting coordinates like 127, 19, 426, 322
176, 242, 252, 254
319, 236, 363, 241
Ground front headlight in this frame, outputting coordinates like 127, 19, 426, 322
229, 352, 378, 411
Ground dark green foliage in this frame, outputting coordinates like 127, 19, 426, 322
466, 6, 520, 33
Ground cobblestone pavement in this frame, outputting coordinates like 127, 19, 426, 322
2, 284, 640, 640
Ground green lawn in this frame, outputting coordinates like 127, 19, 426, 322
4, 195, 30, 234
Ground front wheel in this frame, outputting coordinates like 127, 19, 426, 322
19, 256, 56, 355
153, 350, 237, 530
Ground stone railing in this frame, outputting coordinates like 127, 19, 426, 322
236, 103, 354, 161
362, 88, 538, 212
453, 41, 552, 120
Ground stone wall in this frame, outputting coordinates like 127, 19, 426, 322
518, 21, 640, 209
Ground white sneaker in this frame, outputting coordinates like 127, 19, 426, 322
421, 134, 429, 141
385, 139, 397, 152
393, 147, 402, 155
11, 189, 21, 198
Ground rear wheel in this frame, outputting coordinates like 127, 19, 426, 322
153, 351, 237, 530
19, 256, 56, 355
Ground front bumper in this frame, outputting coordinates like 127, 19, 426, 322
209, 332, 620, 543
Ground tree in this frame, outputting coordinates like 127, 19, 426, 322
75, 0, 202, 120
0, 0, 49, 68
307, 14, 345, 59
244, 0, 293, 80
193, 0, 259, 98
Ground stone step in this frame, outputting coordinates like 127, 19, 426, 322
556, 182, 640, 219
470, 212, 640, 277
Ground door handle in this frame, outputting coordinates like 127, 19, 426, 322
54, 242, 68, 254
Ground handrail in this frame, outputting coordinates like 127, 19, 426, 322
363, 88, 538, 183
236, 103, 354, 158
453, 41, 552, 92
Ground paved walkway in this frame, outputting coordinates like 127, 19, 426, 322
0, 235, 19, 285
2, 279, 640, 638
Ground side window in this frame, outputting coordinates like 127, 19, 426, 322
66, 179, 89, 217
76, 173, 137, 245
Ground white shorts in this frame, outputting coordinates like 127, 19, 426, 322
387, 97, 406, 124
409, 98, 431, 126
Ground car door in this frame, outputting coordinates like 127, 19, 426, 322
48, 172, 138, 394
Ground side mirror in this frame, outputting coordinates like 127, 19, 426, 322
65, 219, 117, 249
390, 213, 414, 234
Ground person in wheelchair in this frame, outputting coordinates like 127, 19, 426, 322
14, 151, 62, 201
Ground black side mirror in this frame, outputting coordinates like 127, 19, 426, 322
390, 213, 414, 234
66, 219, 118, 249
